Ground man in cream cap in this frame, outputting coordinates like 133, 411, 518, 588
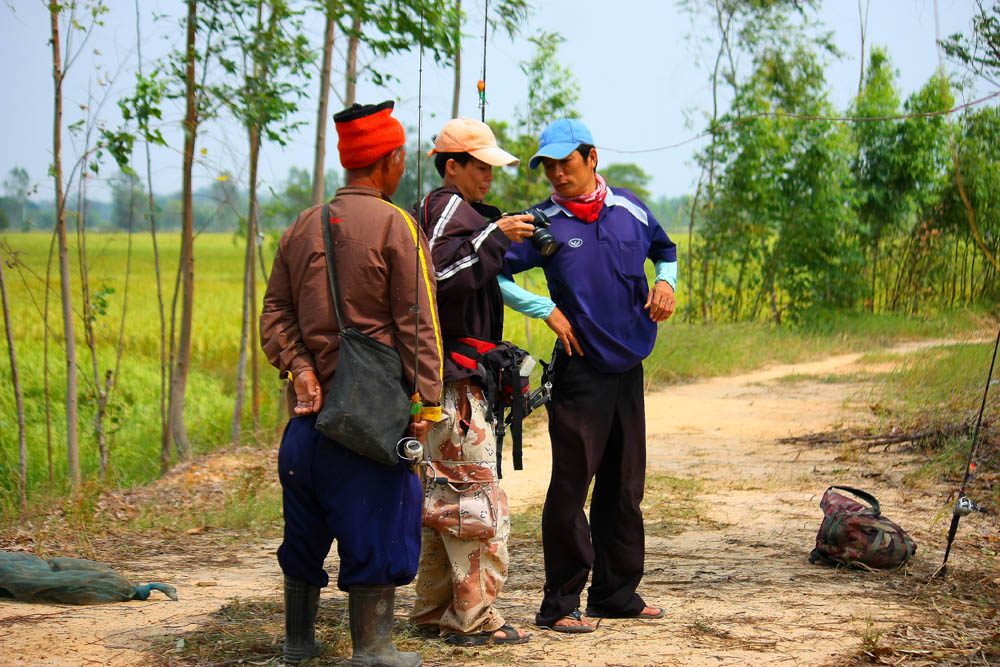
409, 118, 534, 647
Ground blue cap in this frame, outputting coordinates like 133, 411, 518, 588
528, 118, 594, 170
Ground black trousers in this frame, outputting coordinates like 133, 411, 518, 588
535, 348, 648, 626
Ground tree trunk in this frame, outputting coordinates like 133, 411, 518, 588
232, 199, 251, 444
43, 230, 56, 483
451, 0, 462, 118
870, 234, 879, 312
250, 152, 260, 432
77, 154, 110, 475
134, 0, 171, 474
856, 0, 869, 96
312, 5, 336, 206
50, 7, 80, 485
233, 126, 261, 442
169, 0, 199, 460
0, 252, 28, 511
345, 10, 361, 106
686, 176, 702, 322
731, 245, 748, 322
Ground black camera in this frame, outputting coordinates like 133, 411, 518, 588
510, 208, 559, 257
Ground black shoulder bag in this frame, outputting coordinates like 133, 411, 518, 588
313, 203, 411, 466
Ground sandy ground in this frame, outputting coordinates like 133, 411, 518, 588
1, 340, 994, 666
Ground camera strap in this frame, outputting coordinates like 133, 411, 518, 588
445, 336, 528, 478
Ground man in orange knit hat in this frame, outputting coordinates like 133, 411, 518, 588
261, 100, 443, 666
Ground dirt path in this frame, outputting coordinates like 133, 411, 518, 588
0, 340, 983, 665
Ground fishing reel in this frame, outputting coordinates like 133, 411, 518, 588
954, 495, 987, 517
397, 437, 423, 464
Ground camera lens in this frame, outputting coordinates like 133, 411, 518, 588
531, 228, 559, 257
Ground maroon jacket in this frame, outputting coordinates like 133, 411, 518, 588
417, 186, 510, 382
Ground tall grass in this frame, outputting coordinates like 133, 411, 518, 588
0, 232, 284, 514
871, 341, 1000, 507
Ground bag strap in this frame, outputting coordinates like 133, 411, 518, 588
320, 203, 344, 333
829, 486, 881, 516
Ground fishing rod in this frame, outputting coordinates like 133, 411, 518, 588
935, 323, 999, 576
400, 9, 427, 470
479, 0, 488, 121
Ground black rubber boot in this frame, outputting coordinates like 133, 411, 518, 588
348, 585, 422, 667
283, 575, 323, 664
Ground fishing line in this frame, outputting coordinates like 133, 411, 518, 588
411, 9, 425, 401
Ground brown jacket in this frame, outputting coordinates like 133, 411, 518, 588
260, 185, 443, 417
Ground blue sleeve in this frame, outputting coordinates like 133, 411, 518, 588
628, 192, 676, 264
654, 259, 677, 290
498, 274, 555, 319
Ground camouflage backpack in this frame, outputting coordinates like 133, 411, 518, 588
809, 486, 917, 569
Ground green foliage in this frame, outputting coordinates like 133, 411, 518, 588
852, 47, 906, 247
942, 1, 1000, 87
394, 131, 440, 212
517, 31, 580, 136
109, 171, 148, 231
259, 166, 340, 235
0, 233, 285, 510
933, 105, 1000, 303
337, 0, 460, 88
214, 0, 314, 146
488, 31, 578, 211
601, 163, 652, 201
2, 167, 33, 230
703, 42, 861, 322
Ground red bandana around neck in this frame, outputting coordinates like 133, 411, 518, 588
551, 173, 608, 223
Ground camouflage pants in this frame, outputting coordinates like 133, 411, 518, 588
411, 380, 511, 635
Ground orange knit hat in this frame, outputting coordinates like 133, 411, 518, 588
334, 101, 406, 169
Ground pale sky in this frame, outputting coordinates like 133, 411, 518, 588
0, 0, 979, 202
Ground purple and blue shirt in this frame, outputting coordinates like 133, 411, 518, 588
501, 187, 677, 374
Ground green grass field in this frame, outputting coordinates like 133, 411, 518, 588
0, 232, 286, 512
0, 231, 991, 514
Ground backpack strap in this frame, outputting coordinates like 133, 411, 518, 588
828, 486, 881, 516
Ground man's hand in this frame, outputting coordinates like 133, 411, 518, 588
407, 418, 433, 444
496, 214, 535, 243
293, 369, 322, 415
644, 281, 676, 322
545, 306, 584, 356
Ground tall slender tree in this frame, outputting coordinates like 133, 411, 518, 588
311, 1, 337, 205
168, 0, 226, 459
217, 0, 313, 441
0, 244, 27, 510
46, 0, 109, 485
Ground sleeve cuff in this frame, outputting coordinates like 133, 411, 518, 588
654, 259, 678, 290
420, 405, 443, 422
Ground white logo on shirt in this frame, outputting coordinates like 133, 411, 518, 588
568, 238, 583, 248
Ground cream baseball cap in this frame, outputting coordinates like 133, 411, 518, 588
427, 117, 520, 167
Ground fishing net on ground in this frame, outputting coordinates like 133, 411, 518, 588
0, 551, 177, 605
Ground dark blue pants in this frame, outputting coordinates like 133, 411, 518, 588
535, 349, 648, 627
277, 415, 422, 591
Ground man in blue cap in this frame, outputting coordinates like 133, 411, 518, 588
499, 117, 677, 633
